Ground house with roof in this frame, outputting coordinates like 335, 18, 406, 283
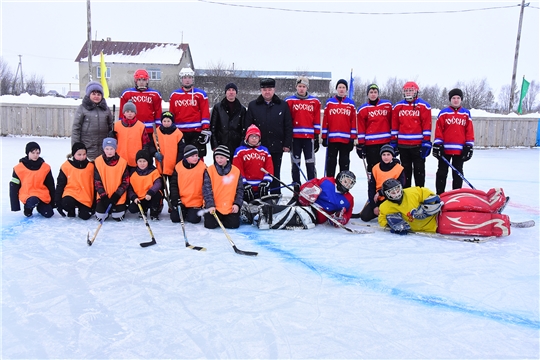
75, 39, 193, 97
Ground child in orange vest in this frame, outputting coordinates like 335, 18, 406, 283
127, 150, 163, 220
202, 145, 244, 229
54, 142, 95, 220
94, 138, 130, 221
113, 100, 151, 169
169, 145, 207, 224
10, 141, 55, 218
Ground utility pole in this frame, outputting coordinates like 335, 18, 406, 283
86, 0, 93, 82
508, 0, 529, 113
12, 55, 24, 94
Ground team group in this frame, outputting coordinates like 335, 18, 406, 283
10, 68, 512, 237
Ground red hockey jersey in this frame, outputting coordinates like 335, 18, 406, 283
285, 95, 321, 139
321, 97, 357, 144
434, 106, 474, 155
232, 145, 274, 191
356, 99, 393, 146
169, 88, 210, 132
119, 88, 163, 134
391, 98, 432, 146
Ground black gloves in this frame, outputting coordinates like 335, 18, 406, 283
313, 138, 320, 153
244, 184, 254, 202
198, 130, 211, 145
322, 138, 328, 147
110, 192, 121, 206
259, 181, 270, 198
356, 144, 366, 159
432, 143, 443, 159
390, 140, 400, 157
108, 130, 118, 139
462, 145, 473, 161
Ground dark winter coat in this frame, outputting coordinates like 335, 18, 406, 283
210, 98, 247, 155
72, 96, 114, 160
245, 94, 293, 153
10, 156, 56, 211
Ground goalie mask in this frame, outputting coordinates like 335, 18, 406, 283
336, 171, 356, 194
382, 178, 403, 204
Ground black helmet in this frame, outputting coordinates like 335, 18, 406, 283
336, 170, 356, 193
382, 178, 403, 204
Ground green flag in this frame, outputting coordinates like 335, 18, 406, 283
517, 77, 530, 114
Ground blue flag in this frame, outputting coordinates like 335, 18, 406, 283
349, 69, 354, 99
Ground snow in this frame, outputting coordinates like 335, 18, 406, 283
1, 134, 539, 358
79, 44, 183, 65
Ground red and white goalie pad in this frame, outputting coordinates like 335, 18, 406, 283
438, 211, 511, 237
440, 188, 507, 213
298, 183, 322, 206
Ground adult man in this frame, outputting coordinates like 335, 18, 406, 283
245, 78, 293, 194
169, 68, 211, 157
321, 79, 357, 178
119, 69, 163, 135
210, 82, 246, 156
285, 76, 321, 184
356, 83, 393, 174
391, 81, 432, 188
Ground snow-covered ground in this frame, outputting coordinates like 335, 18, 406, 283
1, 135, 539, 359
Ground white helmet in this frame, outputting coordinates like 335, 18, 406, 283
179, 67, 195, 78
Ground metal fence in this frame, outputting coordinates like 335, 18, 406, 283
1, 103, 539, 147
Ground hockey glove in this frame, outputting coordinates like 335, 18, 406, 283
198, 130, 212, 145
389, 140, 399, 157
155, 151, 163, 162
99, 194, 110, 209
462, 145, 473, 162
109, 192, 121, 206
259, 181, 270, 198
432, 143, 443, 160
386, 212, 411, 235
420, 140, 432, 159
107, 130, 118, 139
322, 138, 328, 147
411, 195, 443, 220
356, 144, 366, 159
244, 184, 254, 202
313, 138, 320, 153
330, 207, 347, 226
298, 182, 322, 206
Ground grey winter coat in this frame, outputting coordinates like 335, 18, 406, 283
71, 96, 114, 160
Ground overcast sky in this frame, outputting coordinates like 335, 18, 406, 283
1, 0, 539, 98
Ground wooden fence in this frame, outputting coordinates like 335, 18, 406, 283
1, 103, 539, 147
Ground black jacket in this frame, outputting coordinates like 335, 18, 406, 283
10, 157, 56, 211
210, 98, 247, 156
245, 94, 293, 153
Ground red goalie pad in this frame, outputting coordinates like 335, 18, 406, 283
438, 211, 511, 237
440, 188, 507, 213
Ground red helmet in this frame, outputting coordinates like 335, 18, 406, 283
134, 69, 149, 81
402, 81, 419, 100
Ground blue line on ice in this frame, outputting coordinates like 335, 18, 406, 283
243, 230, 540, 330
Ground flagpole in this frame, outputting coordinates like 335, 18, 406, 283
86, 0, 93, 81
508, 0, 529, 113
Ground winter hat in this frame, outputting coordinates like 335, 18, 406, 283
183, 145, 199, 159
102, 137, 117, 150
85, 81, 103, 96
225, 82, 238, 93
448, 88, 463, 101
380, 144, 395, 157
71, 142, 87, 156
336, 79, 348, 90
136, 149, 152, 164
213, 145, 230, 161
161, 111, 174, 122
123, 100, 137, 114
260, 78, 276, 88
367, 83, 379, 95
245, 124, 261, 141
296, 76, 309, 88
25, 141, 41, 155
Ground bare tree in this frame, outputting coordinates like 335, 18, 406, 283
381, 77, 409, 104
0, 57, 14, 95
25, 74, 45, 96
456, 78, 494, 110
497, 84, 514, 113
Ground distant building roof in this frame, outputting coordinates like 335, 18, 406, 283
196, 69, 332, 80
75, 40, 189, 65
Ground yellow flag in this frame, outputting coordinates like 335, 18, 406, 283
100, 51, 110, 98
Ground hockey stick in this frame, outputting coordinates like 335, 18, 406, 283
351, 158, 371, 219
292, 155, 308, 182
138, 203, 157, 247
442, 156, 476, 190
510, 220, 536, 228
178, 206, 206, 251
350, 221, 495, 243
212, 212, 258, 256
261, 168, 373, 234
87, 203, 113, 246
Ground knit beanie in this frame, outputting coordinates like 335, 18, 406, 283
161, 111, 174, 122
367, 83, 379, 95
183, 145, 199, 159
245, 124, 261, 141
296, 76, 309, 88
225, 82, 238, 93
336, 79, 348, 90
102, 137, 117, 150
85, 81, 103, 96
71, 142, 87, 156
123, 100, 137, 114
448, 88, 464, 101
213, 145, 230, 161
25, 141, 41, 155
260, 78, 276, 88
380, 144, 395, 157
136, 149, 152, 164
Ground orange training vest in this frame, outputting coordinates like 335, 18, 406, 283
60, 160, 95, 207
154, 127, 184, 176
94, 155, 128, 203
115, 120, 145, 167
130, 169, 161, 200
14, 162, 52, 204
207, 164, 240, 215
372, 162, 404, 202
175, 160, 206, 208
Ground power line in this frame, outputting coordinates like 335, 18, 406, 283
197, 0, 521, 16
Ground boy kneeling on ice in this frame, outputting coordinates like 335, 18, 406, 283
127, 150, 163, 220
